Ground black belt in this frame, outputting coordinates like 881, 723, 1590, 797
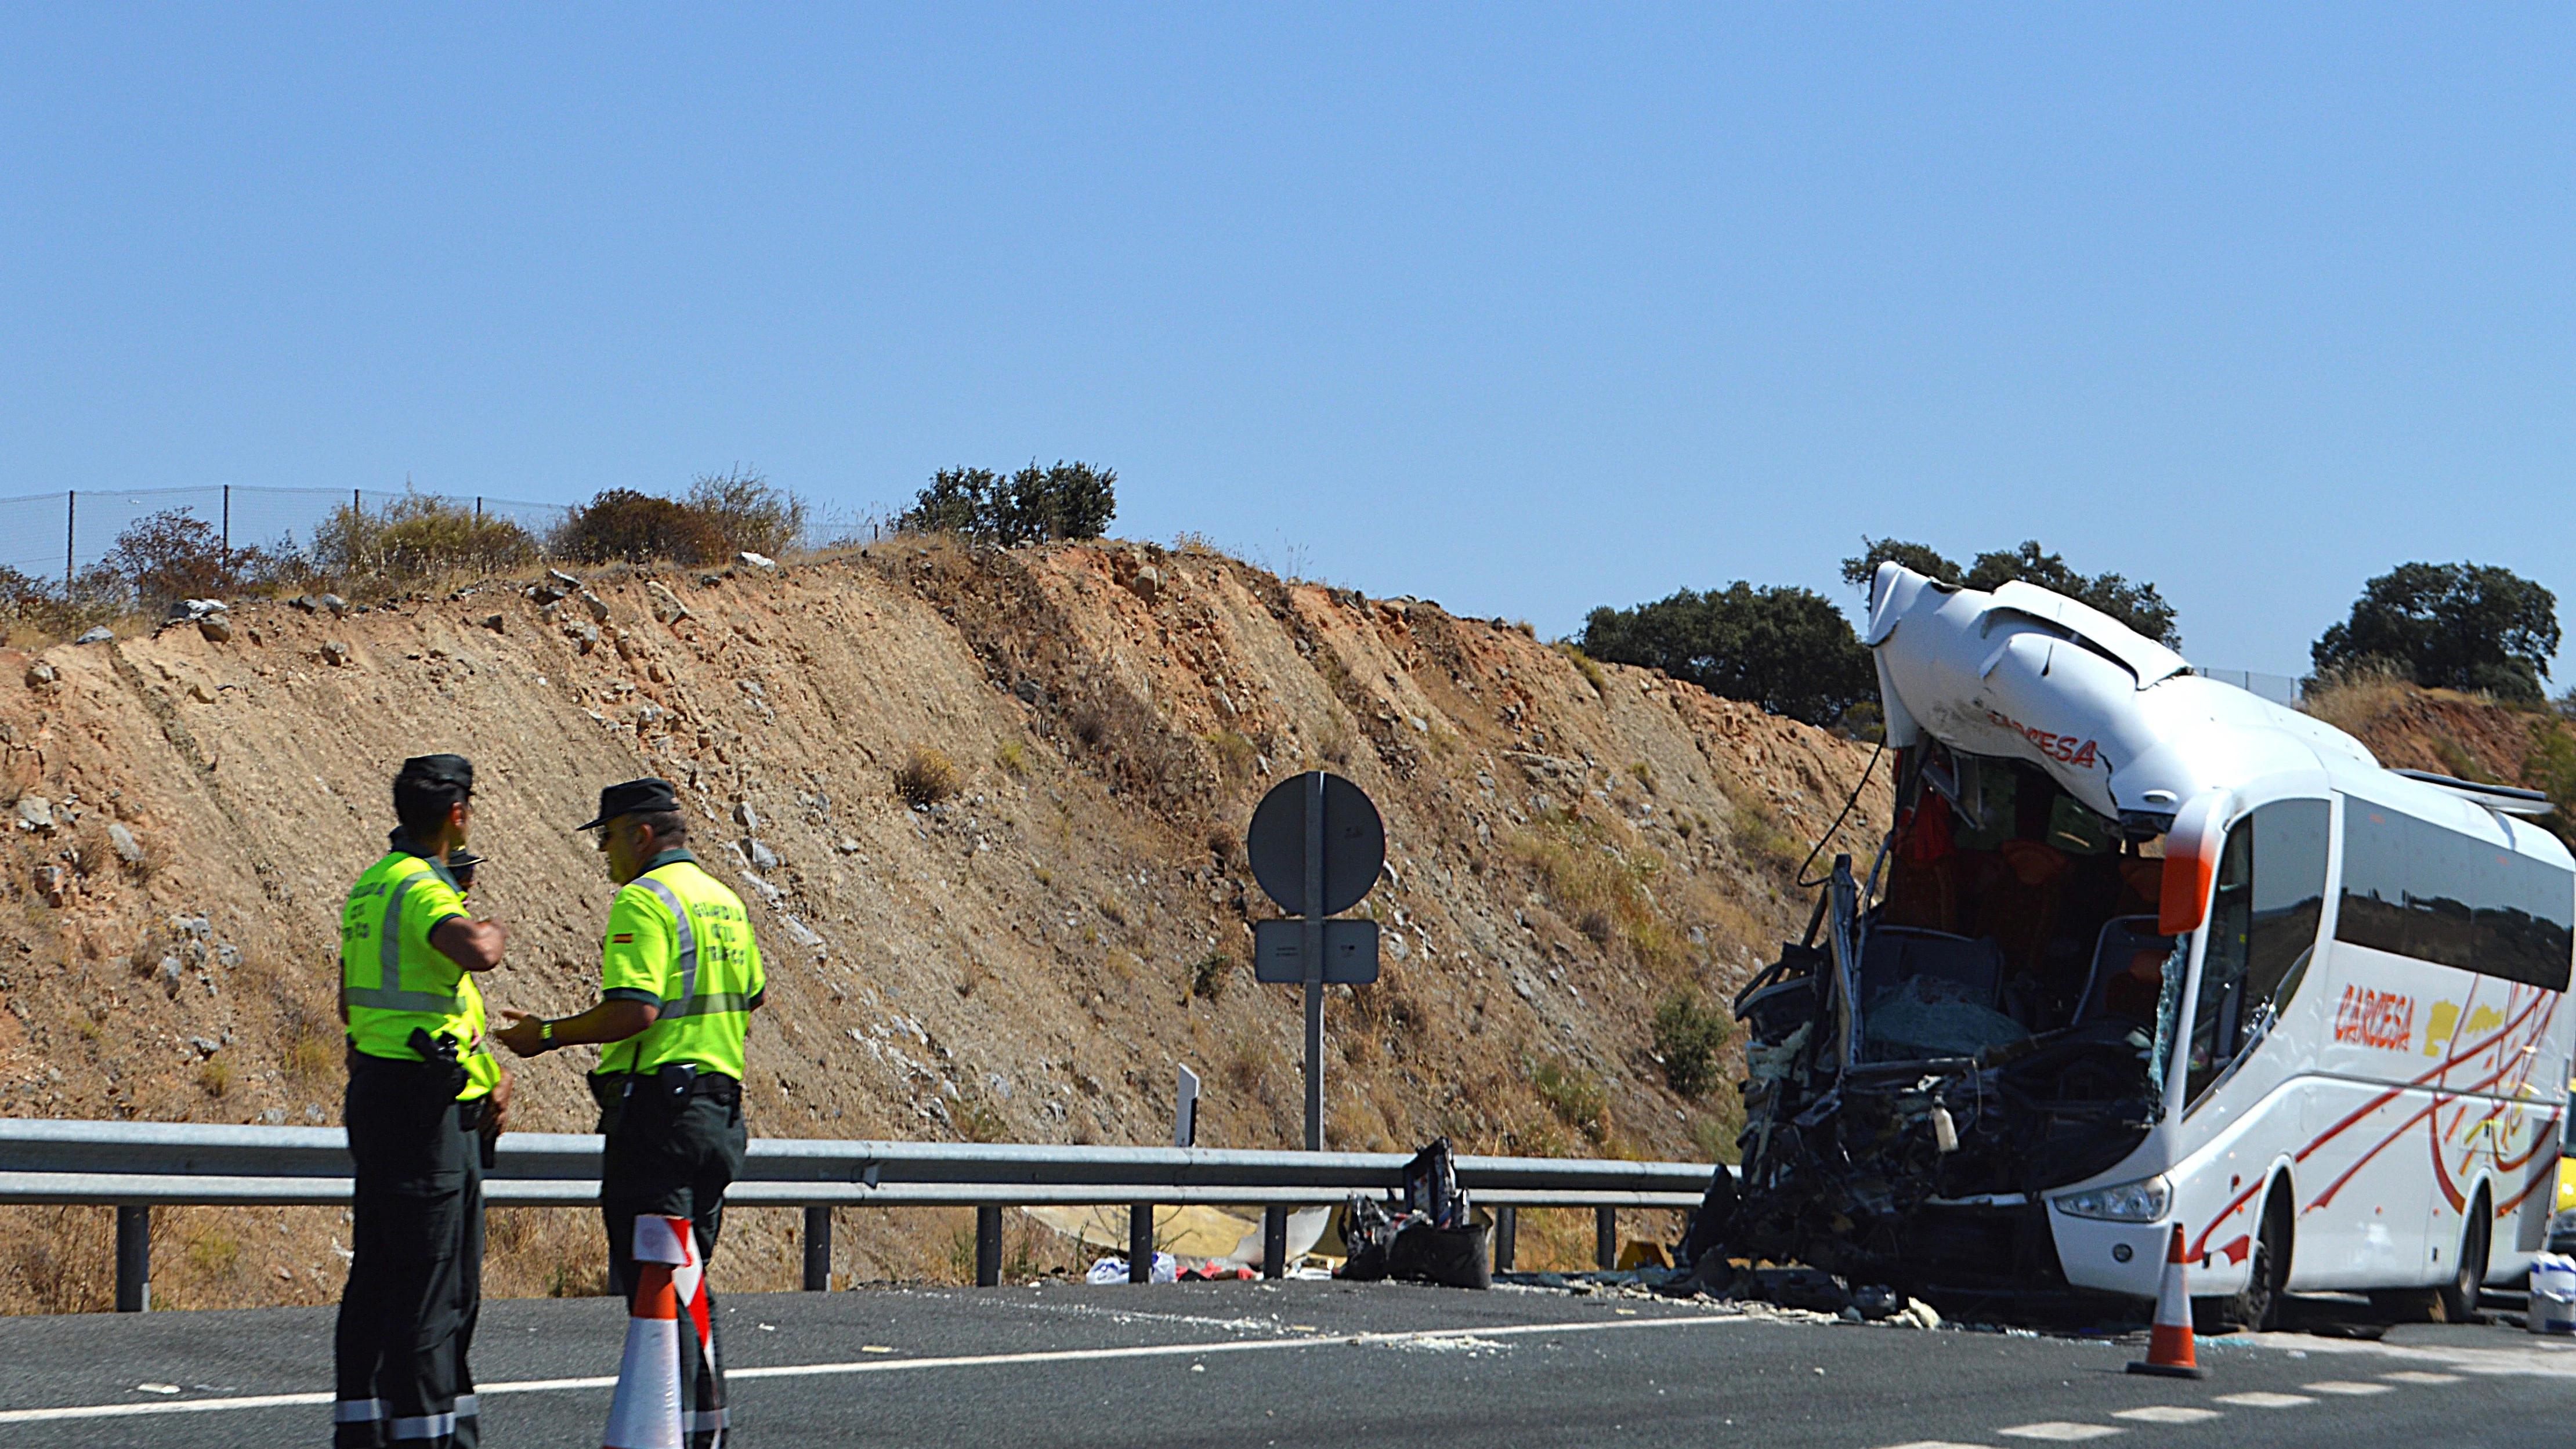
590, 1067, 741, 1103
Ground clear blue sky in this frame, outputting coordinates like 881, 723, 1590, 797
4, 6, 2570, 682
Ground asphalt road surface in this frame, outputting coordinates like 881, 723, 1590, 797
3, 1280, 2573, 1448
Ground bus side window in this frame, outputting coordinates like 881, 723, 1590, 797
2185, 799, 2331, 1110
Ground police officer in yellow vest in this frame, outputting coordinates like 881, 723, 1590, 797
335, 754, 510, 1449
495, 777, 762, 1446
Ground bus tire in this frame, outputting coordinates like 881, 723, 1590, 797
2197, 1185, 2290, 1334
2436, 1189, 2490, 1324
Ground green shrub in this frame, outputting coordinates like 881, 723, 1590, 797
34, 507, 287, 617
1689, 1108, 1742, 1166
894, 746, 963, 806
310, 492, 537, 582
553, 489, 728, 567
1528, 1055, 1609, 1142
1189, 952, 1229, 1001
2310, 561, 2559, 705
686, 467, 806, 556
896, 461, 1117, 546
0, 565, 118, 642
1206, 730, 1257, 781
1841, 536, 2180, 647
1652, 990, 1731, 1099
1580, 582, 1873, 726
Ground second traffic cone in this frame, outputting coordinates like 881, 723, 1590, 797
603, 1218, 696, 1448
2127, 1222, 2212, 1379
668, 1221, 725, 1448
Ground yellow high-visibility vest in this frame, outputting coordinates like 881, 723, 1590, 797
339, 849, 498, 1100
596, 853, 764, 1081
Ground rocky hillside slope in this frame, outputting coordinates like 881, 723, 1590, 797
0, 539, 1884, 1311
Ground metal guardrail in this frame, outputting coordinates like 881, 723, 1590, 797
0, 1120, 1724, 1310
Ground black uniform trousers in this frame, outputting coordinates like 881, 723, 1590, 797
598, 1073, 746, 1449
335, 1053, 483, 1448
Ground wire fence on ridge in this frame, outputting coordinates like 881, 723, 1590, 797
0, 485, 576, 586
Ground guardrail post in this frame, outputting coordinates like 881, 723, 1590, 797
1493, 1206, 1516, 1272
1595, 1207, 1618, 1270
1262, 1205, 1287, 1280
801, 1205, 831, 1291
975, 1205, 1003, 1287
1128, 1204, 1153, 1284
115, 1205, 150, 1312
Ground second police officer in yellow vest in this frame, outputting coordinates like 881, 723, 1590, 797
497, 777, 763, 1448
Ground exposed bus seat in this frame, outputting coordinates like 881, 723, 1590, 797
2072, 915, 2175, 1026
1975, 840, 2070, 976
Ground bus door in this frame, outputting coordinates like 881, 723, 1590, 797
2175, 798, 2333, 1280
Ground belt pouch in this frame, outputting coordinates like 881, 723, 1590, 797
657, 1062, 700, 1103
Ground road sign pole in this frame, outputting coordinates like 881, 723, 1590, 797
1247, 770, 1383, 1154
1303, 770, 1325, 1151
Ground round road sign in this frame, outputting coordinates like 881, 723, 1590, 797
1246, 771, 1385, 917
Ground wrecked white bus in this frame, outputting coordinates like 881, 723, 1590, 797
1704, 563, 2574, 1327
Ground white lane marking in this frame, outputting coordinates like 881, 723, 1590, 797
726, 1310, 1743, 1380
1997, 1425, 2122, 1442
1877, 1442, 1998, 1448
2380, 1370, 2464, 1385
2250, 1332, 2576, 1380
2215, 1391, 2315, 1408
2112, 1406, 2222, 1424
0, 1311, 1744, 1426
2302, 1380, 2392, 1396
0, 1392, 336, 1424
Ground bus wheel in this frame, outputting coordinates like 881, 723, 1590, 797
2436, 1191, 2491, 1324
2197, 1190, 2289, 1333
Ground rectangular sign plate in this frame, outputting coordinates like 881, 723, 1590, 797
1252, 918, 1380, 984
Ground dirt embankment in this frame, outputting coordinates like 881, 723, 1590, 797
0, 539, 1883, 1312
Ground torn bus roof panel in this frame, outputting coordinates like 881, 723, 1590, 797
1862, 561, 2372, 826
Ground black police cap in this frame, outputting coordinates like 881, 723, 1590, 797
578, 777, 680, 831
397, 754, 474, 794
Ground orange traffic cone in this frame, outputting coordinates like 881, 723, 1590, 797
603, 1217, 697, 1448
2127, 1222, 2211, 1379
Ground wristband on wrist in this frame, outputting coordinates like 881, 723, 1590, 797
537, 1019, 557, 1053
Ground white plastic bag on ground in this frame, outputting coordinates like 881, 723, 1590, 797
1084, 1252, 1179, 1284
2531, 1252, 2576, 1335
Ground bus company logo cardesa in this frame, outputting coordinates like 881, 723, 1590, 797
1981, 709, 2101, 769
2333, 984, 2415, 1051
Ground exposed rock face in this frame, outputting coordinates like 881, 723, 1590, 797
0, 542, 1884, 1309
646, 582, 689, 625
